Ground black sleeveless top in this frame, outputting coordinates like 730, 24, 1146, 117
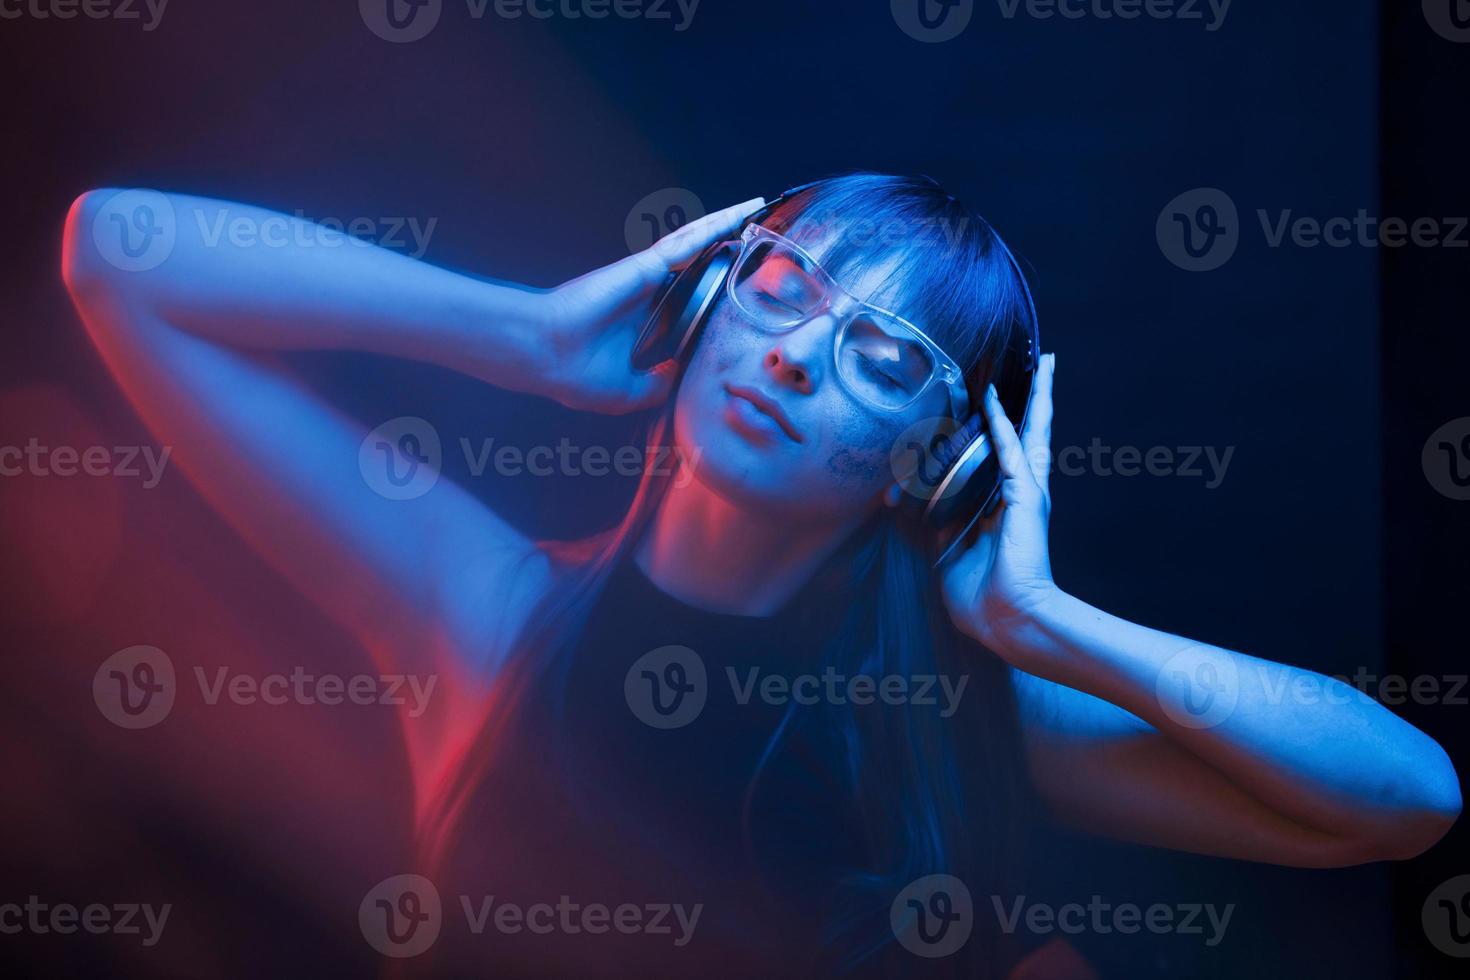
549, 550, 870, 896
424, 551, 1026, 978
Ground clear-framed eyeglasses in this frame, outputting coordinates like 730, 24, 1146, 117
725, 224, 970, 417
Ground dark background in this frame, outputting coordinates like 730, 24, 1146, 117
1, 0, 1464, 976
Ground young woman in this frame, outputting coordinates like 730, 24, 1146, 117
62, 173, 1460, 977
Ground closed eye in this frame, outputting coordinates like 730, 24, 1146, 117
854, 351, 905, 390
756, 290, 805, 316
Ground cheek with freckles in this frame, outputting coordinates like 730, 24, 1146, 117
673, 303, 917, 515
824, 446, 888, 490
809, 402, 903, 496
688, 305, 751, 375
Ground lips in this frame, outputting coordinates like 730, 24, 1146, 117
725, 383, 803, 443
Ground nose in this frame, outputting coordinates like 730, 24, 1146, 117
761, 315, 833, 395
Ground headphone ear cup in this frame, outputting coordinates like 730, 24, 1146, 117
920, 414, 1001, 531
630, 243, 737, 372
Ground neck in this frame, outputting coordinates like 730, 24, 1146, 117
634, 470, 869, 617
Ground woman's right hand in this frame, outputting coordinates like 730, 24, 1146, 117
534, 196, 766, 414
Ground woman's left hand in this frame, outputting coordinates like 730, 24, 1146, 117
940, 352, 1062, 656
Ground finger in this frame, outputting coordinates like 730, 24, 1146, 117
983, 383, 1041, 502
647, 196, 766, 271
584, 196, 765, 307
1020, 352, 1056, 492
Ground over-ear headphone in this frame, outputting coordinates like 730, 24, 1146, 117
630, 182, 1040, 568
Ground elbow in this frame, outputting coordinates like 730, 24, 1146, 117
62, 189, 106, 299
1367, 745, 1462, 862
61, 187, 161, 308
62, 189, 115, 306
1399, 777, 1462, 860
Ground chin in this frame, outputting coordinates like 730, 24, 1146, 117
673, 395, 817, 517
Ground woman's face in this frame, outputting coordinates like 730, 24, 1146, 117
672, 227, 955, 523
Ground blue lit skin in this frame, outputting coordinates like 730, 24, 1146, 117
671, 245, 948, 525
62, 187, 1461, 870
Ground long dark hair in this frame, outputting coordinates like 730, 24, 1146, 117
420, 172, 1040, 977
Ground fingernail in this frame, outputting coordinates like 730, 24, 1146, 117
986, 383, 998, 402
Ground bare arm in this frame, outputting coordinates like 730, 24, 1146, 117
1009, 634, 1460, 867
61, 189, 763, 682
63, 190, 571, 683
945, 355, 1460, 866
